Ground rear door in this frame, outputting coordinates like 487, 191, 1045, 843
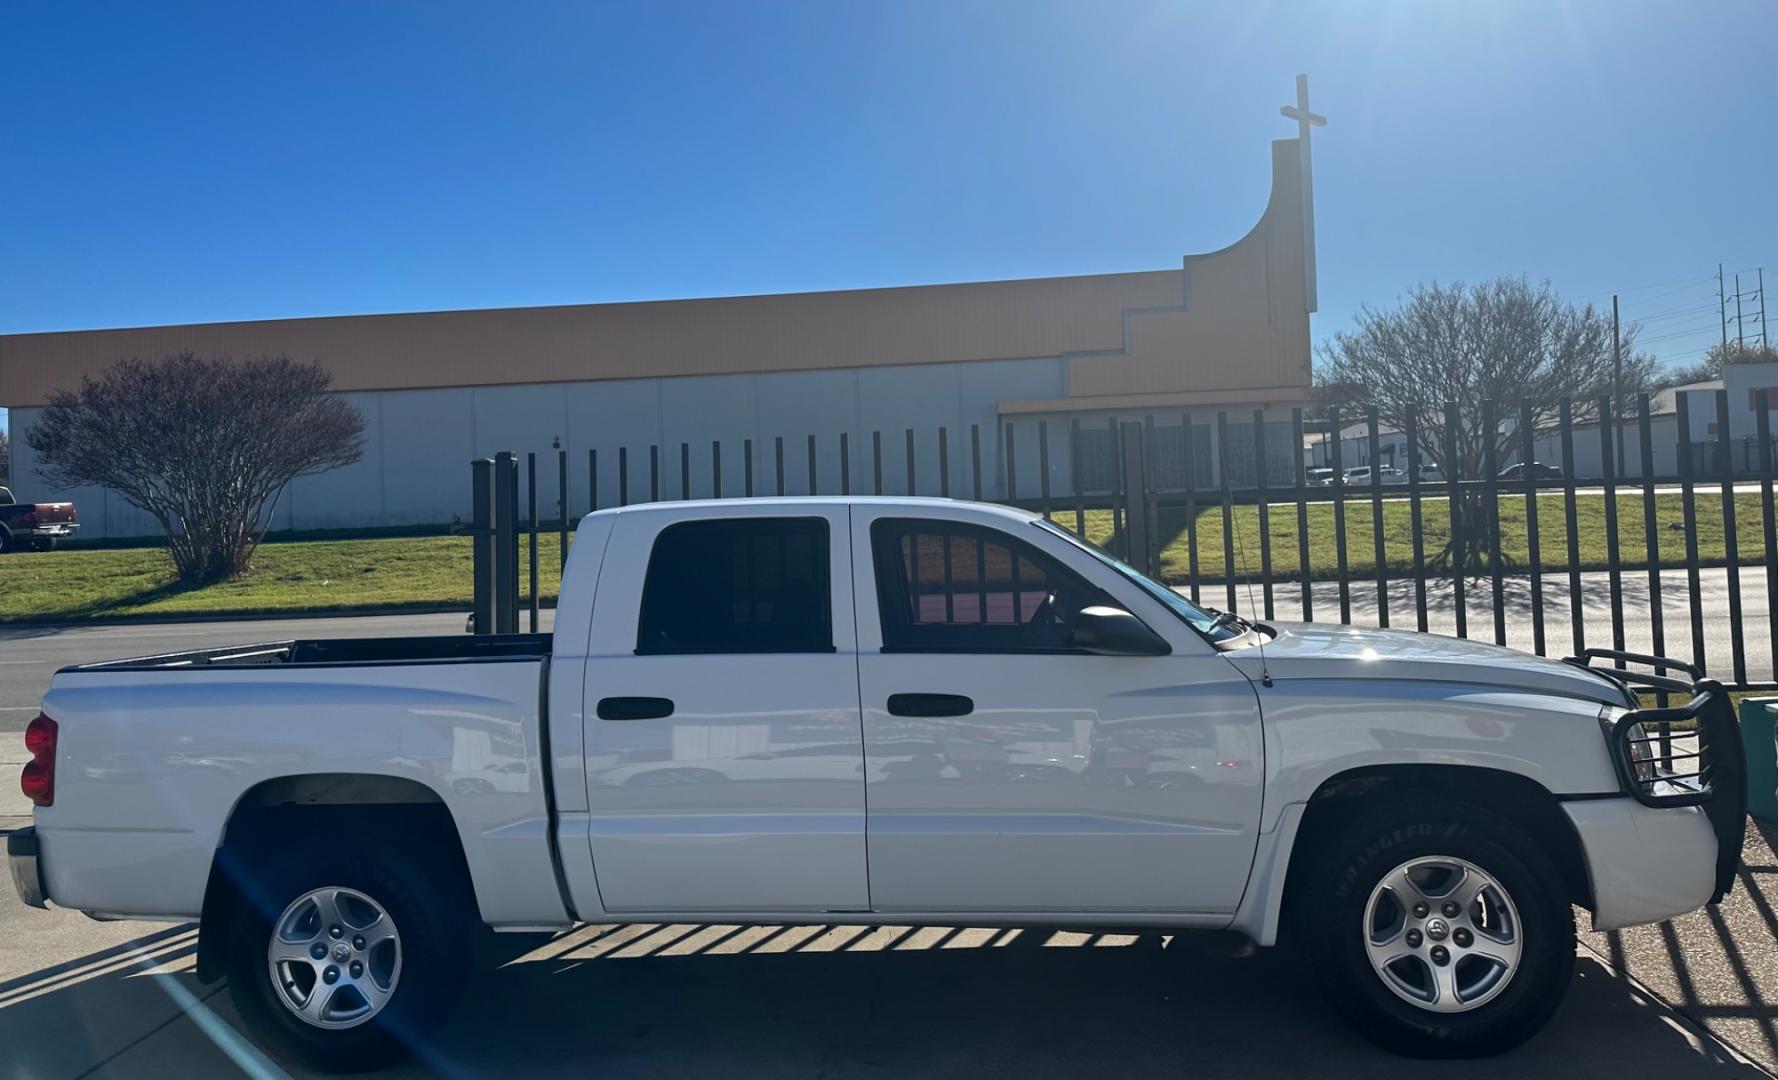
850, 505, 1265, 915
580, 504, 867, 913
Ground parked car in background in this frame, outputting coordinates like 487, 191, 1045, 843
1418, 464, 1445, 484
1306, 466, 1335, 487
1342, 465, 1407, 486
1498, 462, 1564, 482
10, 496, 1748, 1067
0, 486, 77, 552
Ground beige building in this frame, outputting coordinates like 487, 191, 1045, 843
1, 137, 1317, 538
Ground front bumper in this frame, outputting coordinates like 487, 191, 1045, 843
8, 826, 47, 909
1564, 797, 1719, 931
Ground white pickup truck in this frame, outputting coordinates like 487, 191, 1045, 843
9, 497, 1747, 1068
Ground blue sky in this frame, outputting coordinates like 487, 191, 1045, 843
3, 1, 1775, 435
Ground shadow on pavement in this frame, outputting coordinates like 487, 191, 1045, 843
1587, 817, 1778, 1075
1, 919, 1762, 1079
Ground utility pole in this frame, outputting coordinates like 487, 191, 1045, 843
1720, 264, 1730, 353
1612, 294, 1625, 474
1761, 268, 1769, 347
1736, 273, 1747, 348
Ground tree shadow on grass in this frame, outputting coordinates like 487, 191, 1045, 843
0, 577, 208, 631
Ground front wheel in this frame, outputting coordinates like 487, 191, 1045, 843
1294, 796, 1576, 1058
223, 837, 472, 1071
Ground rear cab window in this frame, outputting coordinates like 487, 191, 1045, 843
636, 517, 833, 654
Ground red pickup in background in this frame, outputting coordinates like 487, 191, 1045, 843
0, 486, 78, 552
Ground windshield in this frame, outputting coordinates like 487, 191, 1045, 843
1034, 519, 1251, 644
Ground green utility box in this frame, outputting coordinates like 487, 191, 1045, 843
1742, 698, 1778, 824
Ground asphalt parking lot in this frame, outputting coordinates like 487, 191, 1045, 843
2, 613, 1774, 1077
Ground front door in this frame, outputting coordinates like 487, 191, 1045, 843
581, 506, 868, 913
851, 507, 1264, 915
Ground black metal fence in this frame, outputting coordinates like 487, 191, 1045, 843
469, 389, 1778, 692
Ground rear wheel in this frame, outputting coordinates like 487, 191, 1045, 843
223, 835, 472, 1071
0, 527, 12, 554
1294, 796, 1575, 1057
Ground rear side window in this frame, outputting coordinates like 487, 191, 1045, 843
637, 517, 833, 654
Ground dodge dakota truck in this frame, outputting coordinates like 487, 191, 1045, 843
8, 497, 1746, 1069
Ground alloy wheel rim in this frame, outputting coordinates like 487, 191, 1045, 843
267, 886, 402, 1029
1362, 855, 1522, 1014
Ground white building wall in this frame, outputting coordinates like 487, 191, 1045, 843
8, 356, 1086, 539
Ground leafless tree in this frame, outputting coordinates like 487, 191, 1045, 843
1316, 278, 1656, 569
26, 354, 363, 583
0, 426, 10, 487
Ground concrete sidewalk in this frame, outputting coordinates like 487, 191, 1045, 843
1582, 817, 1778, 1075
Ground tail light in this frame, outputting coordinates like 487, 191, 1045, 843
21, 713, 56, 807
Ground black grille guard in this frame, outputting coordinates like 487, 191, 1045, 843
1563, 648, 1747, 903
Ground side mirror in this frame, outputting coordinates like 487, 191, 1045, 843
1070, 605, 1171, 657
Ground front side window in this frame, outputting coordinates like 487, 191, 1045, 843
637, 517, 832, 654
870, 519, 1109, 653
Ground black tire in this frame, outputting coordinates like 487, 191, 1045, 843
1293, 796, 1575, 1058
0, 527, 12, 554
222, 833, 474, 1072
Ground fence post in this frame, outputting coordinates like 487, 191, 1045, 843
1597, 398, 1624, 660
492, 451, 519, 635
1120, 420, 1154, 577
1366, 405, 1388, 628
1404, 407, 1427, 632
470, 458, 494, 636
527, 452, 540, 634
1253, 410, 1274, 620
1442, 402, 1465, 639
1717, 389, 1747, 686
558, 447, 569, 572
1291, 408, 1312, 621
1757, 389, 1778, 683
1519, 398, 1544, 655
1677, 394, 1706, 673
1331, 406, 1351, 625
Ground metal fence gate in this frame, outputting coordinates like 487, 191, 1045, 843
467, 390, 1778, 692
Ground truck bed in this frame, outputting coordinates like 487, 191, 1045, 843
62, 633, 552, 671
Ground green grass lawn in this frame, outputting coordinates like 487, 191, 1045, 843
1, 488, 1772, 623
0, 533, 567, 622
1057, 490, 1774, 584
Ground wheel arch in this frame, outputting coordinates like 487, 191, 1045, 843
1283, 764, 1594, 918
196, 773, 475, 983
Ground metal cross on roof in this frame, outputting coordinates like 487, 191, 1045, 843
1280, 74, 1325, 315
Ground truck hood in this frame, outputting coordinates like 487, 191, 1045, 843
1234, 622, 1631, 708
